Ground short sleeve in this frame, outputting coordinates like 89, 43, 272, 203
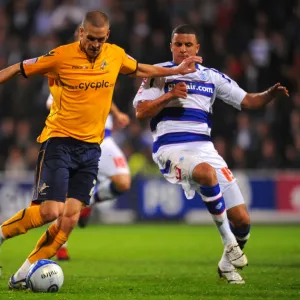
133, 77, 165, 108
119, 52, 138, 75
21, 48, 62, 78
212, 69, 247, 110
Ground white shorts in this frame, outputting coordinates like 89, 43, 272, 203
98, 136, 130, 180
154, 142, 245, 209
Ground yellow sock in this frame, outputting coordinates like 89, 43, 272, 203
27, 222, 59, 262
28, 229, 68, 264
1, 205, 44, 239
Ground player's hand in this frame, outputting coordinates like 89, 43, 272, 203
170, 82, 188, 99
268, 82, 289, 98
114, 111, 130, 128
176, 56, 203, 75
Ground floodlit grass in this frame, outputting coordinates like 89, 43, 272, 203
0, 224, 299, 300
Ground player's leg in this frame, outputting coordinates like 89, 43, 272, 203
78, 137, 130, 227
216, 168, 251, 249
193, 164, 246, 264
9, 197, 82, 290
93, 173, 131, 203
227, 204, 250, 249
216, 169, 250, 283
8, 138, 72, 289
158, 147, 247, 269
92, 137, 131, 203
10, 139, 100, 289
0, 141, 64, 246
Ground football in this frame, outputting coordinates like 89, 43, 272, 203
26, 259, 64, 293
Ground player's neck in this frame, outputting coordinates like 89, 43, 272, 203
79, 42, 101, 62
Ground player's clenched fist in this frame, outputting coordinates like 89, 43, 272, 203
170, 82, 188, 99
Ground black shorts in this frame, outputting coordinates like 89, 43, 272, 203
32, 137, 101, 205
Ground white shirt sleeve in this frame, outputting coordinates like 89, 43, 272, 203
46, 93, 54, 110
212, 69, 247, 110
133, 77, 165, 108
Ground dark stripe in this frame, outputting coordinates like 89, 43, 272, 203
153, 132, 211, 153
28, 230, 50, 258
2, 209, 26, 227
200, 184, 221, 197
149, 78, 155, 87
20, 62, 28, 78
160, 159, 171, 174
202, 68, 231, 83
150, 107, 212, 131
126, 60, 139, 75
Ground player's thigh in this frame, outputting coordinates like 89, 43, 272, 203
68, 144, 100, 206
32, 138, 71, 204
216, 168, 245, 209
158, 148, 201, 188
98, 137, 129, 178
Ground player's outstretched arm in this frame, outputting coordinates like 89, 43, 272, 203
241, 83, 289, 109
134, 56, 203, 78
136, 82, 187, 119
0, 63, 21, 84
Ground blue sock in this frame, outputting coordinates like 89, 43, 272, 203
230, 223, 251, 249
200, 184, 226, 216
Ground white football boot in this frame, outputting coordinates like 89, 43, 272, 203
218, 266, 245, 284
8, 274, 28, 290
225, 243, 248, 269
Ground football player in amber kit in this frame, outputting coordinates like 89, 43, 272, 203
0, 11, 202, 289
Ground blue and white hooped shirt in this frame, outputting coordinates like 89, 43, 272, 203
133, 62, 246, 155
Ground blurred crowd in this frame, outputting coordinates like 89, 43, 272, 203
0, 0, 300, 178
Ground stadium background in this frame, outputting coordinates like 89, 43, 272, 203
0, 0, 300, 223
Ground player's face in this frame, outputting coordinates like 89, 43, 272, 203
79, 23, 110, 59
170, 33, 200, 64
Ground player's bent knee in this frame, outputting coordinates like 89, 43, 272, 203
111, 175, 131, 193
39, 210, 60, 223
39, 201, 63, 223
192, 162, 217, 186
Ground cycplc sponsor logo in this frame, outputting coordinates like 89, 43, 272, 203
62, 80, 113, 91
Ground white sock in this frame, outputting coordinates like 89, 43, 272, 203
14, 259, 31, 281
61, 241, 68, 248
0, 226, 5, 240
198, 186, 236, 246
211, 210, 236, 246
218, 248, 235, 271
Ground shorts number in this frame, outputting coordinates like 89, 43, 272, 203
113, 157, 127, 168
175, 166, 182, 180
221, 167, 234, 182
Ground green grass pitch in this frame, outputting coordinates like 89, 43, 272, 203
0, 224, 299, 300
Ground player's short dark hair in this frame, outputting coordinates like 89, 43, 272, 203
82, 11, 110, 28
171, 24, 198, 43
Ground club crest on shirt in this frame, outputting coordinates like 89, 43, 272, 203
199, 70, 208, 82
100, 60, 107, 70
